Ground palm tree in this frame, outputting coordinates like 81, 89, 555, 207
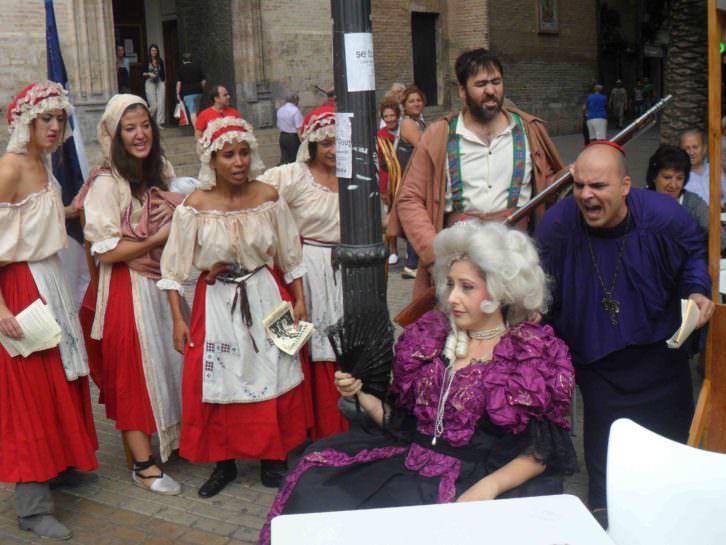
660, 0, 708, 144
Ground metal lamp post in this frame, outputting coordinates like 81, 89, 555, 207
331, 0, 388, 319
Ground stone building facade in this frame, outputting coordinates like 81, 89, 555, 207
0, 0, 597, 142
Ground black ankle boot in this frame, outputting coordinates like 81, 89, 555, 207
260, 459, 288, 488
198, 460, 237, 498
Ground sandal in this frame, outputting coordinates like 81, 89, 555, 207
132, 459, 181, 495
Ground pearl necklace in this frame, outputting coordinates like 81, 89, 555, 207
467, 323, 507, 340
432, 364, 456, 446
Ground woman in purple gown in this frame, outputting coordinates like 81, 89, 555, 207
259, 221, 577, 544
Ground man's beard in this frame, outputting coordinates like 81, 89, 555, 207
466, 92, 503, 122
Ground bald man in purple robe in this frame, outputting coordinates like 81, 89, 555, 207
535, 143, 714, 525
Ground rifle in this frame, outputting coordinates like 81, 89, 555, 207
394, 95, 673, 327
505, 94, 672, 225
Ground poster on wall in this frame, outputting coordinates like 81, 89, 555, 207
537, 0, 559, 35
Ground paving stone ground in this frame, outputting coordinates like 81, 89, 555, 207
0, 126, 659, 544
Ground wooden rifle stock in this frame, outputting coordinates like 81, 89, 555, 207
504, 94, 673, 226
395, 96, 673, 326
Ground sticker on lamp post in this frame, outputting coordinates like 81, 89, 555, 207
336, 112, 354, 178
344, 33, 375, 92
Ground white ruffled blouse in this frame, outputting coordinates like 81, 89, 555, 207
0, 177, 67, 264
158, 197, 305, 295
258, 162, 340, 243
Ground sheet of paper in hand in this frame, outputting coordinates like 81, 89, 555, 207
0, 299, 62, 357
263, 301, 314, 356
666, 298, 699, 349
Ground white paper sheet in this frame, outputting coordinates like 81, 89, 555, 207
0, 299, 62, 357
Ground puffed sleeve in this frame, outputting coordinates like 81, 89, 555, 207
388, 311, 450, 412
158, 204, 198, 294
482, 322, 575, 434
82, 173, 124, 255
271, 198, 305, 283
258, 163, 304, 206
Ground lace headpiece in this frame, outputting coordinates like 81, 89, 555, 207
6, 81, 73, 153
197, 116, 265, 190
296, 105, 336, 162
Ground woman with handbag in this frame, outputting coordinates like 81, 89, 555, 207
143, 44, 166, 127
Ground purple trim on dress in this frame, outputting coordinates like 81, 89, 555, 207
258, 446, 407, 545
404, 443, 462, 503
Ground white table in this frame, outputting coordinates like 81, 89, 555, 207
271, 494, 616, 545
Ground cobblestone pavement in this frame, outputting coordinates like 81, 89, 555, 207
0, 126, 659, 544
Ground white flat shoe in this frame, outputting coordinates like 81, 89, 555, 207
132, 469, 181, 495
388, 254, 399, 265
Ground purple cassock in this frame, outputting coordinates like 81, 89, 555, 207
535, 187, 710, 510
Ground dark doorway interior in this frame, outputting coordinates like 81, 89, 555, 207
113, 0, 147, 98
163, 19, 179, 124
411, 12, 438, 105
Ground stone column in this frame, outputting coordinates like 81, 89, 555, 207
231, 0, 274, 128
62, 0, 116, 145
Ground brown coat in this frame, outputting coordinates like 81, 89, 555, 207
389, 107, 565, 298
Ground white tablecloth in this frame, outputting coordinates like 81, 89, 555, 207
271, 494, 615, 545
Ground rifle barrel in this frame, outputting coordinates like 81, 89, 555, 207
505, 94, 672, 225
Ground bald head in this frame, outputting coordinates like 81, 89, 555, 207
575, 143, 627, 179
572, 144, 631, 229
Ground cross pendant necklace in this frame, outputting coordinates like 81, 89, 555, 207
585, 212, 630, 328
601, 291, 620, 326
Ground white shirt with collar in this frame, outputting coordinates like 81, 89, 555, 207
685, 159, 726, 205
277, 102, 303, 134
444, 111, 533, 213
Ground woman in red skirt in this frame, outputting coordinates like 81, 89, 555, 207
159, 116, 311, 497
258, 105, 349, 440
0, 82, 98, 540
81, 94, 184, 495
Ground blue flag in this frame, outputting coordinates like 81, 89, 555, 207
45, 0, 88, 243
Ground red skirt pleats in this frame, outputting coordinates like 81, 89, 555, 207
180, 273, 311, 463
97, 264, 156, 434
0, 262, 98, 483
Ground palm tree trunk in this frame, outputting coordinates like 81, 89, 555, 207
660, 0, 708, 144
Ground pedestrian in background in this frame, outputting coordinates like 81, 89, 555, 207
377, 101, 402, 265
143, 44, 166, 128
608, 80, 628, 129
194, 85, 241, 139
276, 93, 303, 164
176, 52, 206, 128
584, 84, 607, 141
397, 85, 427, 280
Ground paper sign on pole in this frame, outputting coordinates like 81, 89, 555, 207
344, 33, 375, 92
336, 113, 354, 178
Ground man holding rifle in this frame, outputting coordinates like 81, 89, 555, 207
389, 49, 563, 299
536, 142, 714, 526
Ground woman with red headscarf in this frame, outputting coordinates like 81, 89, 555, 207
0, 82, 98, 540
159, 116, 310, 497
258, 104, 349, 442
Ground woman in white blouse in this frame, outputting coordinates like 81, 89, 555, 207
80, 94, 183, 496
0, 82, 97, 540
259, 105, 349, 441
159, 116, 310, 497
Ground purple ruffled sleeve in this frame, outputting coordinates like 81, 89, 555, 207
482, 322, 574, 433
388, 311, 449, 412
